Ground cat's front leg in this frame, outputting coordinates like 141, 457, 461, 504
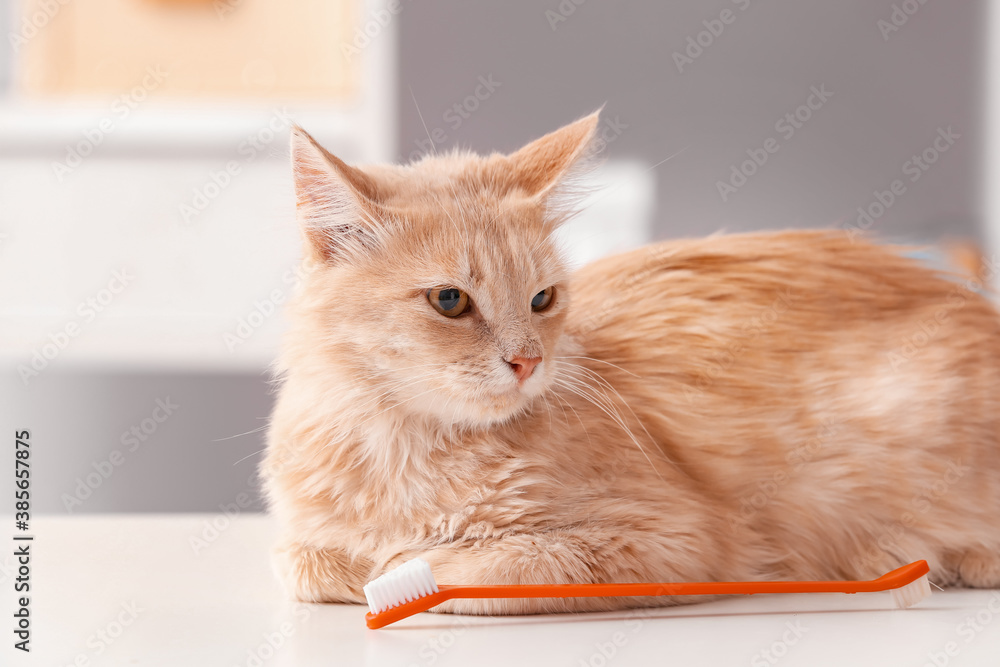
407, 527, 719, 615
272, 541, 373, 604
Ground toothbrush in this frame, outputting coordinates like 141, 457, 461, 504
363, 558, 931, 629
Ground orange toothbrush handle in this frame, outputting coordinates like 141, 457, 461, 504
365, 560, 928, 629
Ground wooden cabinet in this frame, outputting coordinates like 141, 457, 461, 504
16, 0, 359, 100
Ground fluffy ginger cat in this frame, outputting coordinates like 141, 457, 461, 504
262, 111, 1000, 615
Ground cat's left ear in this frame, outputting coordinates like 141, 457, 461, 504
289, 126, 386, 263
505, 109, 602, 201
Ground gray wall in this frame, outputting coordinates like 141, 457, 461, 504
10, 0, 986, 513
399, 0, 984, 242
6, 372, 271, 514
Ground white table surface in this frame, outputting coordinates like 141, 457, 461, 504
5, 515, 1000, 666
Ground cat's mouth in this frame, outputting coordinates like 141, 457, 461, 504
393, 364, 551, 427
470, 384, 523, 408
471, 371, 550, 419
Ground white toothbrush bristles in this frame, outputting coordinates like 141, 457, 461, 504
891, 574, 932, 609
364, 558, 440, 615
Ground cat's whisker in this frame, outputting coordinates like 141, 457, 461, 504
555, 362, 647, 432
554, 361, 667, 467
443, 175, 472, 235
541, 391, 571, 443
550, 390, 592, 448
353, 378, 448, 419
409, 86, 437, 158
554, 355, 640, 378
578, 145, 688, 214
432, 188, 465, 237
351, 376, 424, 409
527, 229, 560, 264
553, 386, 642, 465
347, 370, 452, 419
552, 375, 664, 481
549, 390, 570, 426
554, 379, 658, 476
541, 391, 556, 437
553, 360, 676, 476
552, 374, 623, 434
358, 361, 456, 375
449, 394, 463, 432
232, 447, 267, 467
355, 384, 449, 429
212, 424, 269, 442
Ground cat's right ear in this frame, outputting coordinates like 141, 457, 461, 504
290, 126, 385, 263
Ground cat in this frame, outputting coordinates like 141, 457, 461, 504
261, 111, 1000, 615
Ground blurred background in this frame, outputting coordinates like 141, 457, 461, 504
0, 0, 992, 513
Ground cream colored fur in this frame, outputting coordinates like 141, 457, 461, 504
262, 112, 1000, 614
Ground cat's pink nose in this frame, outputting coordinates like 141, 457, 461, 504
507, 356, 542, 384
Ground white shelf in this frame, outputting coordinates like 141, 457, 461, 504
0, 103, 370, 160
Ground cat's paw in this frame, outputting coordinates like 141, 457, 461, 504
958, 549, 1000, 588
272, 542, 372, 604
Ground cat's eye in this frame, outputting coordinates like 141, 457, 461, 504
531, 287, 556, 312
427, 287, 470, 317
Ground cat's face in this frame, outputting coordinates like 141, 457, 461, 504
313, 195, 570, 426
288, 113, 599, 427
